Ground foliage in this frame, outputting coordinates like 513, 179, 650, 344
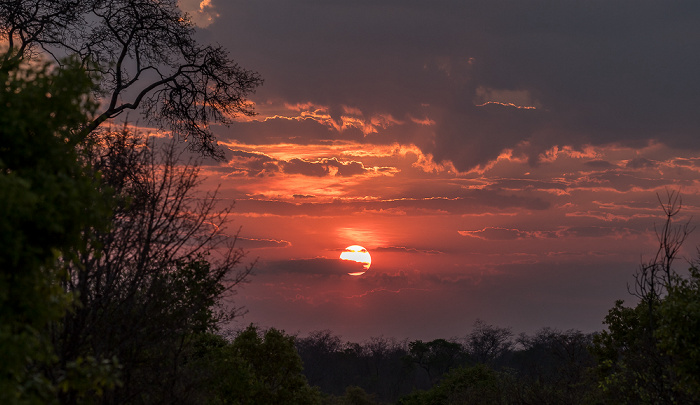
397, 364, 502, 405
0, 52, 117, 403
592, 191, 699, 404
297, 331, 417, 402
656, 266, 700, 398
511, 328, 597, 405
53, 128, 253, 403
0, 0, 263, 157
464, 319, 514, 366
321, 386, 379, 405
221, 325, 322, 405
406, 339, 466, 384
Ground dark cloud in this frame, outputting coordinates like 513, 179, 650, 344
282, 158, 330, 177
626, 157, 658, 169
224, 151, 374, 178
672, 158, 700, 168
577, 171, 687, 192
259, 257, 368, 276
233, 189, 550, 217
209, 1, 700, 171
281, 157, 371, 177
226, 149, 279, 177
489, 179, 569, 191
459, 227, 539, 241
459, 226, 641, 241
559, 226, 640, 239
584, 160, 616, 169
374, 246, 444, 254
236, 237, 291, 249
216, 117, 366, 145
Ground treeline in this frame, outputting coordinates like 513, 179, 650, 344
294, 322, 594, 404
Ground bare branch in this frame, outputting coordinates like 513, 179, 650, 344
1, 0, 262, 158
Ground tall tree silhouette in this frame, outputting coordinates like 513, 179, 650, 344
0, 0, 262, 157
53, 128, 253, 403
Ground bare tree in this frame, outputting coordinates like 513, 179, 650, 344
464, 319, 513, 366
53, 128, 253, 403
629, 189, 694, 329
0, 0, 262, 158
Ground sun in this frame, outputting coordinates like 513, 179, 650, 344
340, 245, 371, 276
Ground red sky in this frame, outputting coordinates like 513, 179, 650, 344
176, 0, 700, 342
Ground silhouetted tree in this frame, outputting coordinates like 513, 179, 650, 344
0, 52, 123, 403
296, 330, 346, 392
397, 364, 502, 405
0, 0, 262, 157
593, 191, 697, 404
465, 319, 514, 366
514, 328, 596, 404
52, 128, 253, 403
407, 339, 466, 384
225, 325, 322, 404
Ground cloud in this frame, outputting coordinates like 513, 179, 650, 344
584, 160, 617, 169
232, 190, 550, 217
178, 0, 219, 27
374, 246, 444, 255
259, 257, 368, 276
458, 226, 641, 241
236, 237, 291, 249
626, 157, 658, 169
210, 1, 700, 171
459, 227, 541, 241
281, 157, 370, 177
225, 150, 376, 178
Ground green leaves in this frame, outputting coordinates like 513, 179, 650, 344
0, 51, 109, 403
657, 267, 700, 397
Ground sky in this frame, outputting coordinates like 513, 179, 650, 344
177, 0, 700, 342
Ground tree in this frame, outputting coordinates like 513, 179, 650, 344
225, 325, 322, 405
513, 328, 596, 404
0, 0, 263, 157
656, 266, 700, 398
407, 339, 466, 384
52, 128, 253, 403
0, 52, 117, 403
465, 319, 514, 366
592, 191, 697, 404
397, 364, 502, 405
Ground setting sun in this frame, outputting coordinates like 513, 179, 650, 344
340, 245, 371, 276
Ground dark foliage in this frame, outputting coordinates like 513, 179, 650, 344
0, 52, 115, 403
296, 324, 598, 404
52, 128, 253, 403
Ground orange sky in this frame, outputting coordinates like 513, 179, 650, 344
174, 1, 700, 341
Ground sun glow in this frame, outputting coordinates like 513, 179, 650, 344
340, 245, 372, 276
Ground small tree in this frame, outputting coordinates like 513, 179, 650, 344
465, 319, 514, 366
226, 325, 322, 405
397, 364, 501, 405
407, 339, 466, 384
593, 191, 696, 404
